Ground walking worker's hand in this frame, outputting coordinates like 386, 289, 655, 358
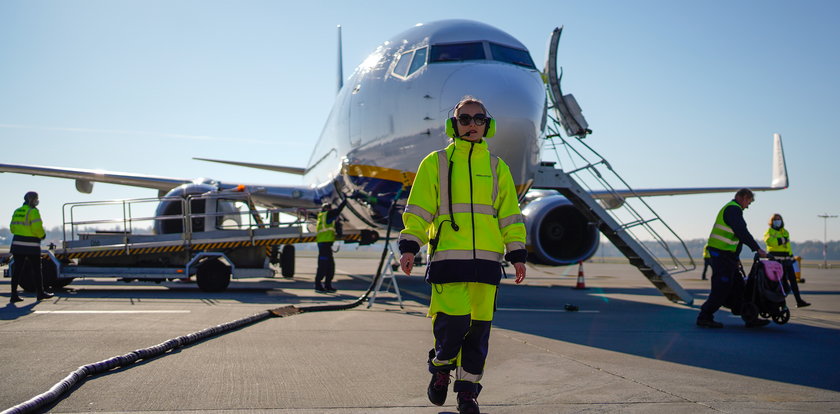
400, 253, 415, 276
513, 262, 527, 284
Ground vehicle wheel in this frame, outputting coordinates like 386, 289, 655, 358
196, 258, 230, 292
281, 245, 295, 278
52, 278, 74, 289
773, 308, 791, 325
759, 312, 770, 319
16, 259, 36, 293
40, 258, 72, 290
740, 303, 759, 323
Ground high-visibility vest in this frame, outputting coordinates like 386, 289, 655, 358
707, 200, 741, 252
10, 204, 45, 254
316, 211, 336, 242
764, 227, 792, 255
399, 138, 526, 285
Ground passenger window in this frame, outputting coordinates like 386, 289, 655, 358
489, 43, 536, 69
429, 42, 485, 63
392, 51, 413, 77
407, 47, 427, 75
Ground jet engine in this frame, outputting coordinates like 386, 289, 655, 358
521, 192, 600, 266
154, 183, 242, 234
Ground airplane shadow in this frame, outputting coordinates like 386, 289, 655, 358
394, 275, 840, 393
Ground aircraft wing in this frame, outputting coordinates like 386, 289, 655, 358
0, 162, 322, 209
590, 132, 788, 202
192, 157, 306, 175
0, 162, 192, 194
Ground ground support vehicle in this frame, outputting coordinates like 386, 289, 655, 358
4, 193, 376, 292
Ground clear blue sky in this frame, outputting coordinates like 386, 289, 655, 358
1, 0, 838, 243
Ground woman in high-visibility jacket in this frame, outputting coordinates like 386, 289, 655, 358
398, 97, 527, 414
764, 213, 810, 308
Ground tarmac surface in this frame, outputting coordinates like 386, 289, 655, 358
1, 250, 839, 413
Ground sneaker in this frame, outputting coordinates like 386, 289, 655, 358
745, 319, 770, 328
10, 295, 23, 303
797, 301, 811, 308
696, 319, 723, 328
315, 284, 327, 293
324, 285, 337, 293
456, 391, 480, 414
36, 292, 54, 301
427, 370, 450, 406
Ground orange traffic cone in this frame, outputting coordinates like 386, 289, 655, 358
574, 261, 587, 289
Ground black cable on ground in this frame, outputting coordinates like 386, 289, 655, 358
2, 192, 404, 414
1, 310, 273, 414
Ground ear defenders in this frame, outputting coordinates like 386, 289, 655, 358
445, 117, 496, 139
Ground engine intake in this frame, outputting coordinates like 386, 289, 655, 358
521, 193, 600, 266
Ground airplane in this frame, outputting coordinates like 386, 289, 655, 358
0, 19, 788, 269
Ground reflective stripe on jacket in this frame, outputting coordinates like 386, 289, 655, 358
764, 227, 792, 255
707, 201, 741, 252
10, 204, 45, 255
316, 211, 336, 243
399, 138, 526, 285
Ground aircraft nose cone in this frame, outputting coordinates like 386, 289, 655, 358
440, 64, 545, 185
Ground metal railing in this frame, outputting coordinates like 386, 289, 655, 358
61, 193, 307, 250
542, 109, 696, 274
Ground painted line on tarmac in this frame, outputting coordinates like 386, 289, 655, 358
497, 307, 600, 313
34, 310, 191, 314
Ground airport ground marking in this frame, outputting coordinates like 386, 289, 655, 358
34, 310, 191, 314
497, 307, 599, 313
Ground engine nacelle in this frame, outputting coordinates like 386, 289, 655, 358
521, 193, 600, 266
154, 184, 242, 234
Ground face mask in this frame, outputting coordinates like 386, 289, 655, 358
773, 219, 782, 228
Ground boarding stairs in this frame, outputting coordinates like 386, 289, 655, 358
537, 27, 695, 305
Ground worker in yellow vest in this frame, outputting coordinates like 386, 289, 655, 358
314, 199, 347, 293
697, 189, 766, 328
9, 191, 53, 302
399, 97, 527, 414
701, 244, 711, 280
764, 213, 810, 308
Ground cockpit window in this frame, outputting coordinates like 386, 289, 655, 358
489, 43, 536, 69
429, 42, 485, 63
393, 51, 412, 77
392, 47, 428, 78
408, 47, 427, 75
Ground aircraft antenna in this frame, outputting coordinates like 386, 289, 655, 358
337, 25, 344, 94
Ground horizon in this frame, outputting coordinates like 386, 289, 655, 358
2, 1, 838, 243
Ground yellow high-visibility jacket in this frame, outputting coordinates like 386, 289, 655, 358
399, 138, 526, 285
316, 211, 336, 243
764, 227, 792, 255
10, 204, 45, 255
707, 201, 741, 252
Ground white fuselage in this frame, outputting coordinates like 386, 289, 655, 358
302, 20, 546, 230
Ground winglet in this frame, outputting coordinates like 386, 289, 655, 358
771, 133, 788, 189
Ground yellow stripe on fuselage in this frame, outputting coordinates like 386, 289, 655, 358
343, 164, 532, 198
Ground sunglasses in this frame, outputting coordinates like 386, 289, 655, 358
457, 113, 490, 126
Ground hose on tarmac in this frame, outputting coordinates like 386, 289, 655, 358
2, 191, 404, 414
